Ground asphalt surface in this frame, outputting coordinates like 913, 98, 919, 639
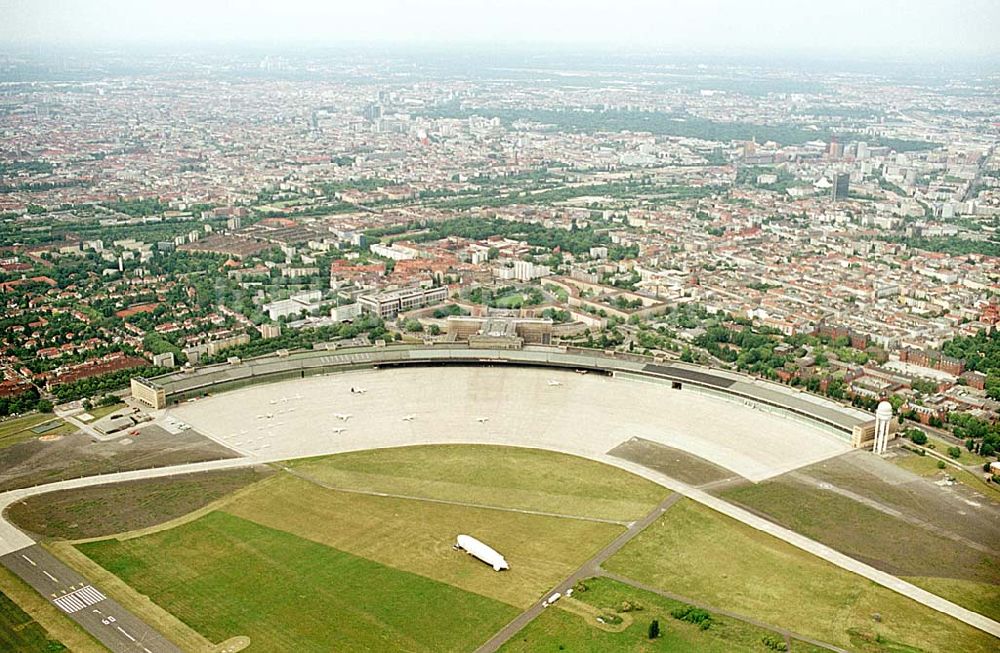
1, 544, 182, 653
475, 493, 683, 653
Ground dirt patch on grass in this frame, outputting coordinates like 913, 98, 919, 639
7, 467, 272, 540
0, 425, 238, 492
608, 437, 742, 487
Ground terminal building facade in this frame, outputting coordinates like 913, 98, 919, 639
358, 286, 448, 319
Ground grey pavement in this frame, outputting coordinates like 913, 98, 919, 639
1, 544, 182, 653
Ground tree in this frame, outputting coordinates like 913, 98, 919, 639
36, 399, 53, 413
947, 446, 962, 459
909, 430, 928, 446
648, 619, 660, 640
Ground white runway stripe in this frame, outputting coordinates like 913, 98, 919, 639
53, 585, 106, 613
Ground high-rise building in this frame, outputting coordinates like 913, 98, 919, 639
828, 138, 842, 159
831, 173, 850, 202
363, 102, 383, 122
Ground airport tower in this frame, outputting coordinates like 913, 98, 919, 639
873, 400, 893, 455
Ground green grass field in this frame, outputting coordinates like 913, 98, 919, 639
923, 434, 992, 467
720, 478, 1000, 621
0, 588, 67, 653
892, 449, 1000, 502
0, 413, 70, 451
67, 446, 669, 650
286, 444, 668, 522
78, 511, 519, 652
8, 468, 272, 540
59, 445, 1000, 652
603, 499, 998, 653
225, 472, 628, 608
84, 403, 127, 420
500, 577, 788, 653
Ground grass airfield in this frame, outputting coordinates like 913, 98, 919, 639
603, 499, 999, 653
10, 442, 998, 652
69, 446, 668, 651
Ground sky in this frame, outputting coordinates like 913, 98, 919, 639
1, 0, 998, 58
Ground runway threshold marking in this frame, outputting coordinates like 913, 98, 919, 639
53, 585, 106, 613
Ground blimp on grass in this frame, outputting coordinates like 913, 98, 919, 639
455, 534, 509, 571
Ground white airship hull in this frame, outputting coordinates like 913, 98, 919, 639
456, 534, 509, 571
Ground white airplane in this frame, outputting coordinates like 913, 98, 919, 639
547, 380, 563, 386
331, 427, 347, 435
476, 416, 490, 423
269, 399, 277, 405
334, 413, 352, 421
351, 387, 367, 394
266, 412, 274, 419
402, 415, 416, 421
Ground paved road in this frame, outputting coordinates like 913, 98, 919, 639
1, 544, 181, 653
475, 493, 682, 653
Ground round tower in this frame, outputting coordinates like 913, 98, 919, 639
873, 400, 893, 455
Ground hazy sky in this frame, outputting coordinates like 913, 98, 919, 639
1, 0, 998, 57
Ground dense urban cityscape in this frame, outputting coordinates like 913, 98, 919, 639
0, 7, 998, 651
2, 50, 998, 445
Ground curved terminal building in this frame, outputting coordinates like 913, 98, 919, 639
134, 343, 876, 484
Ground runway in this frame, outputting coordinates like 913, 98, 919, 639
1, 544, 182, 653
